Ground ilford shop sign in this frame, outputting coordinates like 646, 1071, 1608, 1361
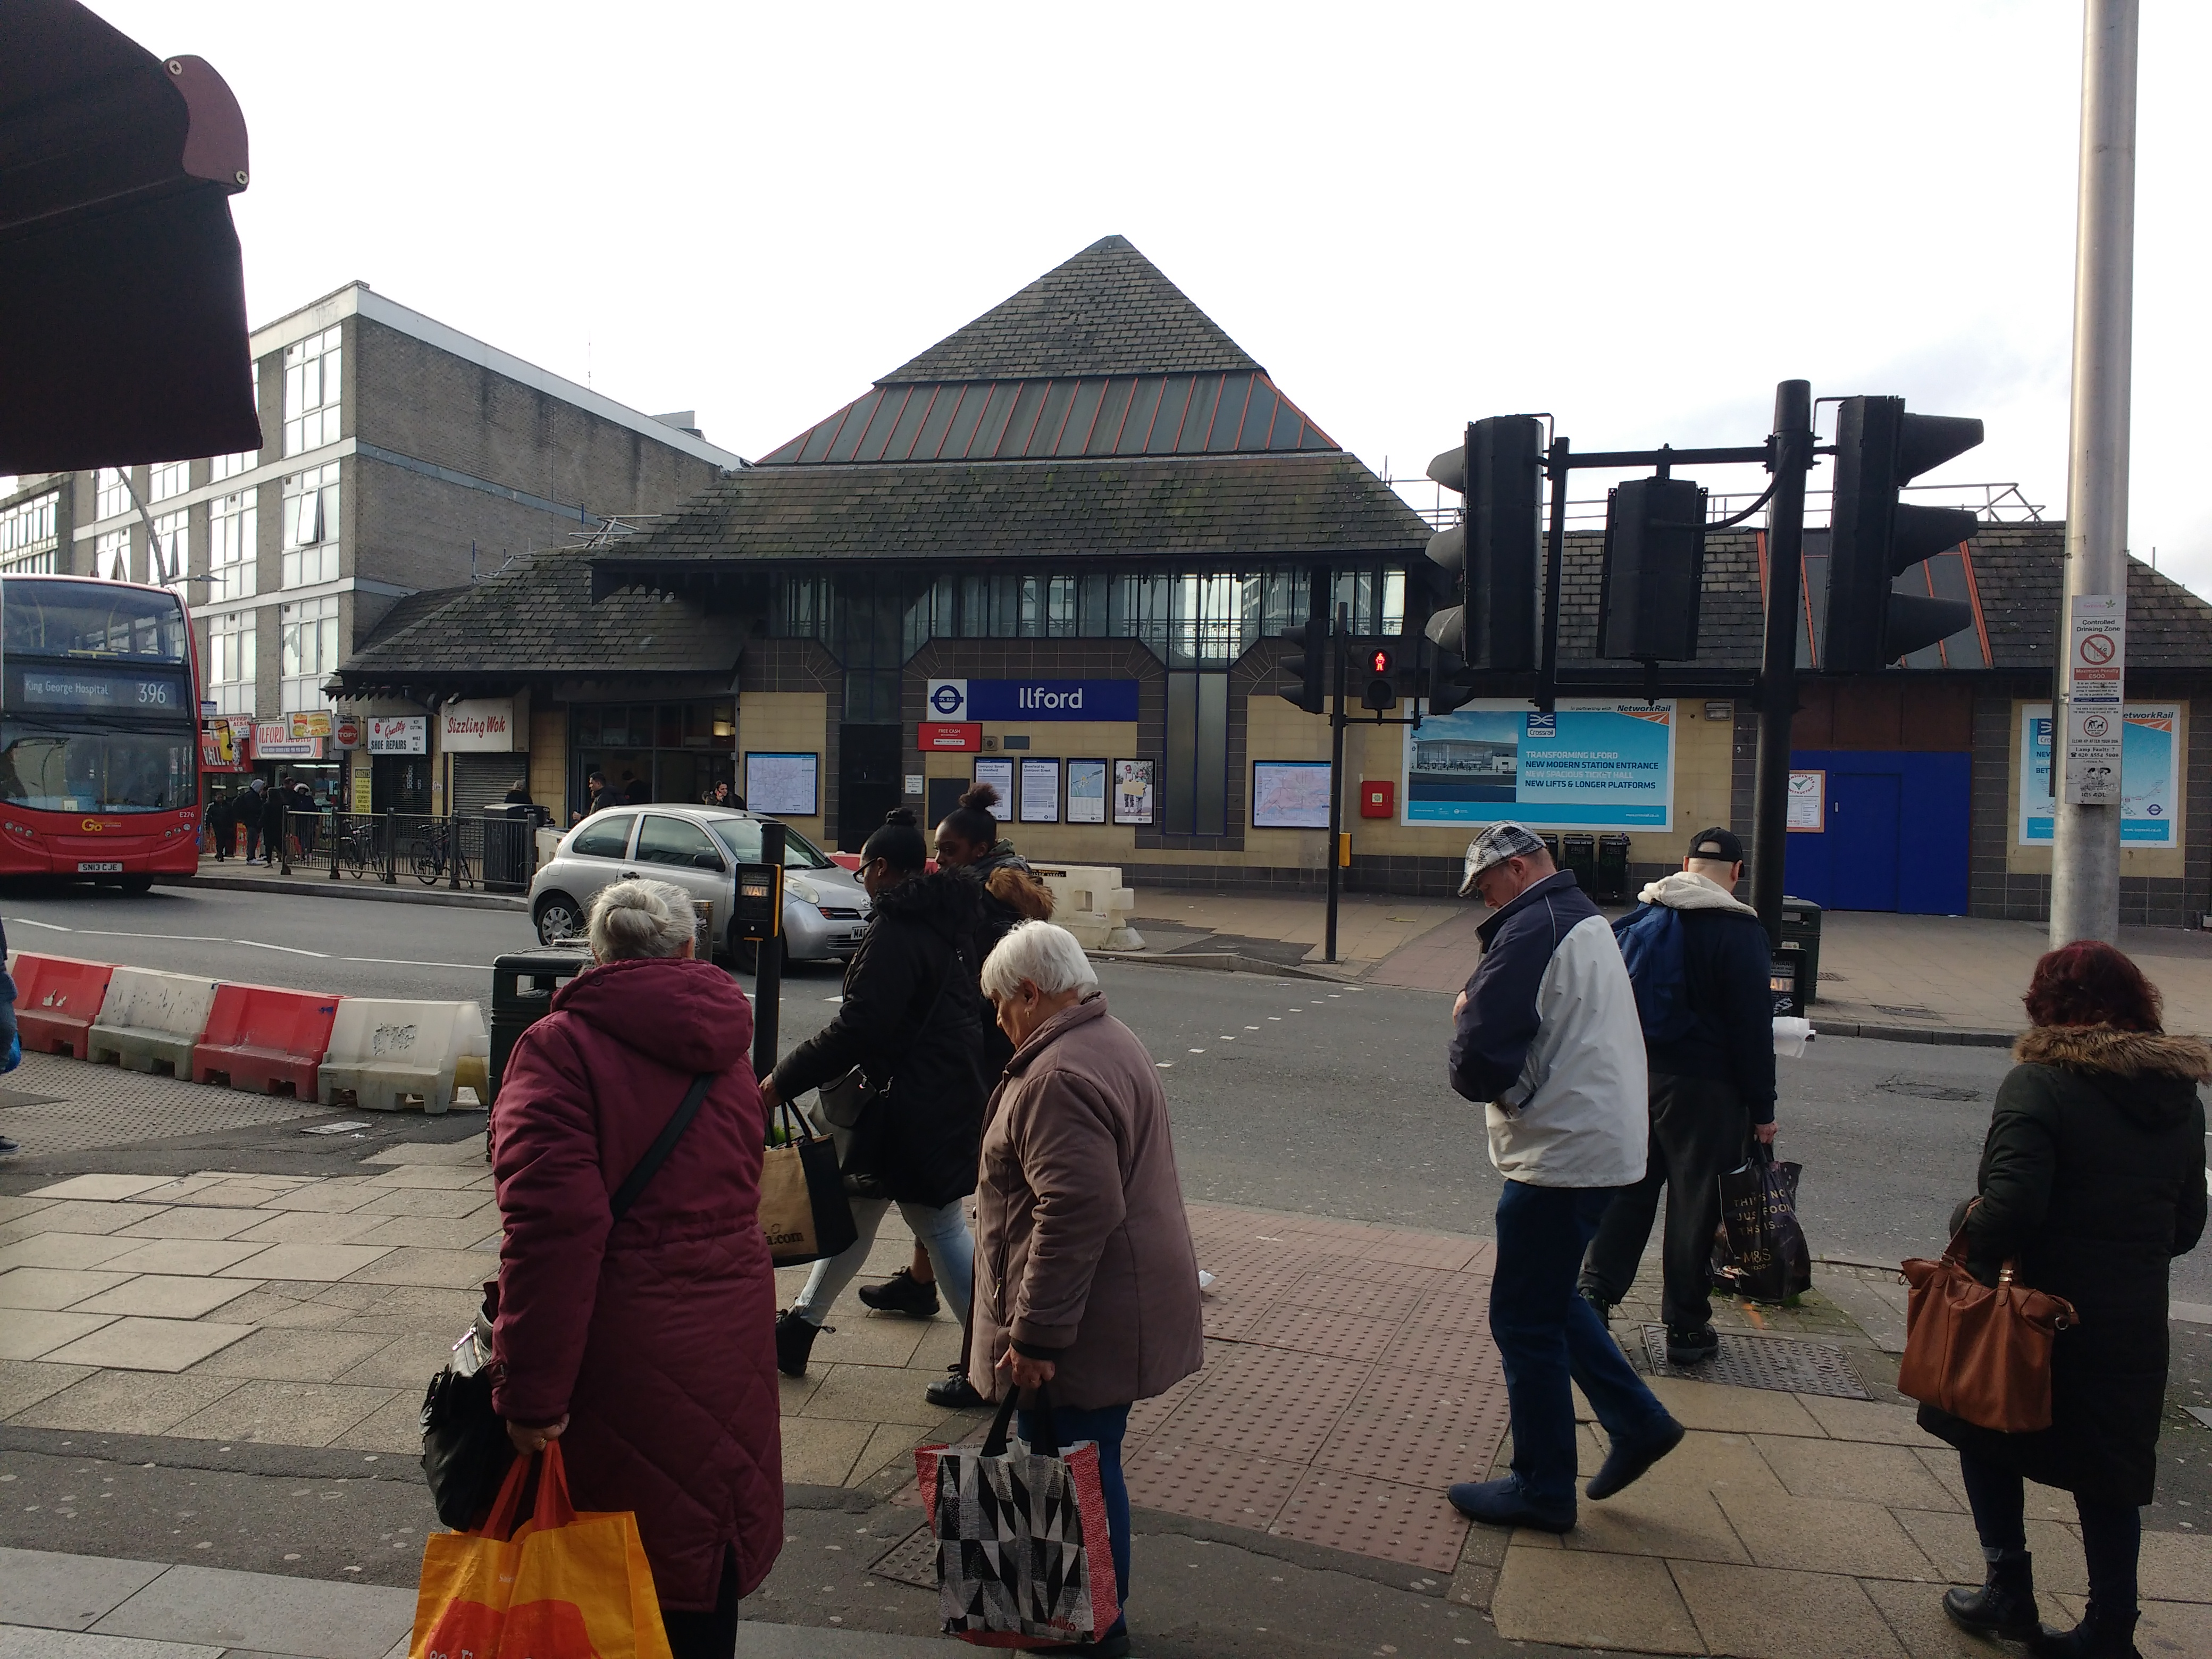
925, 679, 1138, 723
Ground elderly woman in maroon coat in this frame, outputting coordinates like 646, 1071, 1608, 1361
968, 920, 1205, 1659
491, 878, 780, 1659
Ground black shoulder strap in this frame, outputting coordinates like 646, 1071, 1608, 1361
609, 1070, 715, 1222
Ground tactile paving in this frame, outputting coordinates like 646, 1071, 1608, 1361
1268, 1271, 1434, 1322
868, 1525, 940, 1590
1150, 1344, 1367, 1461
1124, 1439, 1307, 1529
1241, 1304, 1410, 1362
1638, 1325, 1870, 1398
1312, 1389, 1514, 1488
1269, 1467, 1470, 1573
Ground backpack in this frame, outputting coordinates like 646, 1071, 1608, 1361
1613, 902, 1695, 1044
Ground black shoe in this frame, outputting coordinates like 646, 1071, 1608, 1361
1664, 1323, 1720, 1366
1446, 1474, 1574, 1533
2029, 1605, 2141, 1658
925, 1362, 987, 1410
775, 1310, 825, 1378
1577, 1286, 1612, 1329
858, 1268, 940, 1319
1586, 1415, 1685, 1500
0, 1136, 18, 1154
1943, 1552, 2040, 1641
1035, 1632, 1129, 1657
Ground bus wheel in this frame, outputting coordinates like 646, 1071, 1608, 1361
120, 875, 154, 894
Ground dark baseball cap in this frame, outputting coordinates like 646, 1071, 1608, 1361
1687, 826, 1743, 864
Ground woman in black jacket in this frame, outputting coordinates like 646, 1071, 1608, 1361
1923, 940, 2207, 1658
760, 809, 988, 1378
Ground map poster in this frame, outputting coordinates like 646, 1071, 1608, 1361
742, 751, 818, 817
2018, 703, 2177, 847
1018, 757, 1061, 823
1402, 700, 1675, 828
1112, 759, 1155, 825
1251, 761, 1334, 828
972, 758, 1014, 819
1067, 758, 1107, 824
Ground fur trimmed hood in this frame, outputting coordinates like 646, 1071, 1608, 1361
2013, 1024, 2212, 1082
1637, 869, 1757, 915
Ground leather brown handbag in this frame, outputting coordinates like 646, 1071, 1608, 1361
1897, 1213, 2077, 1434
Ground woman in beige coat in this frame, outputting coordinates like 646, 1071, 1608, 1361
968, 921, 1204, 1659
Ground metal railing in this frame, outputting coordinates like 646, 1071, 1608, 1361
315, 810, 540, 892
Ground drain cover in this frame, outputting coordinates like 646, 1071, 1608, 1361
868, 1525, 939, 1591
1639, 1326, 1869, 1399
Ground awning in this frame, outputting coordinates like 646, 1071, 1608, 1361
0, 0, 259, 471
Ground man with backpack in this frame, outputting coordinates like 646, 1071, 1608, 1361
1581, 825, 1778, 1368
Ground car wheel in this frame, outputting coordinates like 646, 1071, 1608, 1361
534, 892, 584, 946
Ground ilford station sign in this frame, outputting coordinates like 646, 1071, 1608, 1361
925, 678, 1138, 723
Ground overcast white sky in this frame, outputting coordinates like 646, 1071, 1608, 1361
87, 1, 2212, 590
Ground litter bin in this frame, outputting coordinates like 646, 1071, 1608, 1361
489, 948, 590, 1108
480, 804, 538, 893
1595, 833, 1632, 903
1540, 833, 1561, 866
1779, 894, 1823, 1007
1562, 833, 1596, 894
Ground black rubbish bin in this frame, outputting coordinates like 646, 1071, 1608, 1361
1779, 894, 1823, 1007
1540, 833, 1561, 866
480, 805, 534, 893
1563, 833, 1596, 894
489, 949, 591, 1108
1595, 833, 1632, 903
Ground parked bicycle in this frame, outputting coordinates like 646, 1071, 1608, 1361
410, 819, 472, 887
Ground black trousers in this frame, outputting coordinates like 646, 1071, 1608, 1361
659, 1546, 740, 1659
1960, 1451, 2139, 1625
1580, 1070, 1747, 1329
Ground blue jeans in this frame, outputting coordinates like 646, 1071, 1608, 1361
1019, 1401, 1130, 1638
1492, 1178, 1674, 1509
791, 1196, 973, 1328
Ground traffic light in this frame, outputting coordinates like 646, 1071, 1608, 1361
1360, 647, 1396, 711
1426, 644, 1476, 716
1276, 572, 1328, 713
1825, 396, 1984, 671
1598, 476, 1707, 660
1422, 414, 1544, 672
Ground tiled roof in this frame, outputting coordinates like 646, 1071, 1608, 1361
878, 236, 1261, 383
334, 549, 738, 686
585, 454, 1431, 580
356, 584, 469, 652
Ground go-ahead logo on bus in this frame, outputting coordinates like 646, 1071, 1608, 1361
925, 678, 1138, 723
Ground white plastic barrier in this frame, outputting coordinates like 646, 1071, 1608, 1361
1032, 865, 1143, 952
87, 966, 221, 1076
319, 998, 489, 1115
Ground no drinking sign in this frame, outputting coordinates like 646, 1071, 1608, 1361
2064, 594, 2124, 806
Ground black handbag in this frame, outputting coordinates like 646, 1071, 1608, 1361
420, 1069, 715, 1529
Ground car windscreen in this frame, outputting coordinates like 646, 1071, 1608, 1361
711, 818, 836, 870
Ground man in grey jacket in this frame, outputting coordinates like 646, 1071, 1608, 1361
1445, 823, 1683, 1532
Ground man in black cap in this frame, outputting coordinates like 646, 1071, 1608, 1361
1580, 825, 1778, 1366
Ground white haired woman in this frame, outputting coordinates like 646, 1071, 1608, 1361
490, 879, 781, 1659
966, 922, 1204, 1658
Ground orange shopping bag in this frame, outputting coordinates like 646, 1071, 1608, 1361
411, 1442, 673, 1659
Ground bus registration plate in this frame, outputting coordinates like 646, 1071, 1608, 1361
76, 861, 123, 874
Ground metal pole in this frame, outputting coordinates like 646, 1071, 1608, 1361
1750, 380, 1813, 951
1539, 436, 1570, 714
752, 822, 785, 1081
2050, 0, 2139, 948
1324, 600, 1348, 963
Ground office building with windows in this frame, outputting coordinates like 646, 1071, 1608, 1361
0, 281, 739, 808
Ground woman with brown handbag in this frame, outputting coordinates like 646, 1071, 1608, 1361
1920, 941, 2206, 1657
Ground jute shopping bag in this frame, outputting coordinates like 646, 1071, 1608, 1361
759, 1099, 856, 1267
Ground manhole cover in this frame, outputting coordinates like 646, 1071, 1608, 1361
868, 1525, 939, 1591
1639, 1327, 1869, 1398
1875, 1074, 1985, 1102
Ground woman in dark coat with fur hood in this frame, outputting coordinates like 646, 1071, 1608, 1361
1922, 940, 2207, 1659
761, 808, 990, 1378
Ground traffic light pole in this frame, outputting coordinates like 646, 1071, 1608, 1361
1750, 381, 1814, 950
1325, 602, 1348, 963
1538, 436, 1571, 714
752, 820, 785, 1083
2049, 0, 2139, 949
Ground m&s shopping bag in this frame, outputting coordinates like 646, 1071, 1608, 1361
915, 1387, 1120, 1648
411, 1442, 672, 1659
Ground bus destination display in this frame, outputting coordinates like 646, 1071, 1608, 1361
14, 668, 186, 712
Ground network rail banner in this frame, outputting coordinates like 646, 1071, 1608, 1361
1402, 700, 1675, 829
2018, 702, 2177, 847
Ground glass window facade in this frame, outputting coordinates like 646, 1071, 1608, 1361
568, 699, 736, 814
208, 611, 256, 717
152, 509, 188, 593
279, 596, 338, 713
0, 493, 59, 574
281, 463, 339, 587
148, 461, 191, 503
210, 490, 257, 602
95, 468, 132, 521
94, 527, 131, 582
284, 326, 342, 456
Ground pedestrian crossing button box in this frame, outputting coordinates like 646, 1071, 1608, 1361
735, 862, 783, 941
1769, 952, 1803, 1019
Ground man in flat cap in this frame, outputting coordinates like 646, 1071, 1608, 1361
1444, 822, 1682, 1534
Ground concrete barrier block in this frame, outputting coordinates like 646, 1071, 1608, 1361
1033, 864, 1141, 950
12, 953, 116, 1059
319, 999, 488, 1115
88, 966, 221, 1076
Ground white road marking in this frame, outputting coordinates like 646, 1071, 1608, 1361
76, 928, 229, 943
341, 957, 492, 970
6, 918, 71, 932
229, 940, 328, 957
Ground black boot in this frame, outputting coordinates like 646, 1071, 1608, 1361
775, 1310, 825, 1378
2030, 1604, 2143, 1658
858, 1268, 941, 1319
1943, 1551, 2039, 1640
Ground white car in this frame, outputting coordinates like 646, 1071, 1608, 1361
528, 805, 870, 963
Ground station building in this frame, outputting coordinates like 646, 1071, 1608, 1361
330, 236, 2212, 925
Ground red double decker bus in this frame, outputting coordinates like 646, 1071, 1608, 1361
0, 575, 203, 889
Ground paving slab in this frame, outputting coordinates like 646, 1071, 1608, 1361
361, 1165, 485, 1191
1562, 1480, 1750, 1565
0, 1361, 95, 1420
1859, 1575, 2021, 1659
223, 1213, 391, 1247
0, 1630, 222, 1659
26, 1177, 181, 1203
1795, 1394, 1949, 1448
91, 1241, 274, 1278
323, 1392, 429, 1455
11, 1371, 246, 1435
337, 1248, 497, 1290
60, 1277, 261, 1321
2135, 1528, 2212, 1603
213, 1246, 391, 1283
361, 1141, 487, 1167
1671, 1559, 1909, 1659
0, 1269, 137, 1311
1889, 1507, 2088, 1596
0, 1545, 171, 1631
38, 1319, 254, 1374
1645, 1373, 1829, 1436
164, 1379, 398, 1446
798, 1365, 949, 1429
0, 1313, 117, 1363
1754, 1435, 1961, 1511
195, 1329, 398, 1384
0, 1236, 148, 1272
89, 1563, 415, 1659
105, 1210, 267, 1243
781, 1416, 878, 1487
1713, 1488, 1940, 1580
1488, 1546, 1705, 1654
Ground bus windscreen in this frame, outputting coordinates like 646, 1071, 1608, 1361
3, 577, 189, 663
